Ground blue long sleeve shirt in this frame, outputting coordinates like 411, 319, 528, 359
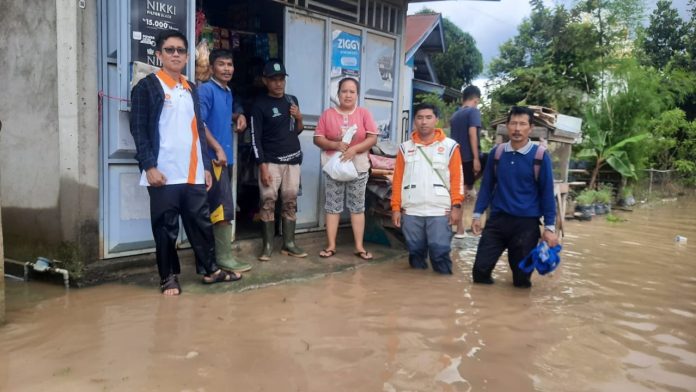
199, 78, 235, 164
473, 141, 556, 229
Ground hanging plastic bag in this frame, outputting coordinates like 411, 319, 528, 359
195, 39, 212, 82
322, 125, 358, 182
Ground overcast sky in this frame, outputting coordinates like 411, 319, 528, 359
407, 0, 691, 75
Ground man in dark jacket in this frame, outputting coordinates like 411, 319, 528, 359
130, 30, 240, 295
250, 60, 307, 261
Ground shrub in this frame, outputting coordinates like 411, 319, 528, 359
576, 189, 595, 206
595, 184, 614, 204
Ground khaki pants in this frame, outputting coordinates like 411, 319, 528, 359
258, 163, 300, 222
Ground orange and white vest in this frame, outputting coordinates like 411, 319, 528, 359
399, 137, 459, 216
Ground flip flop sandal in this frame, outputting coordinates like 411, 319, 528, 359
354, 251, 373, 260
203, 269, 242, 285
160, 275, 182, 295
319, 249, 336, 258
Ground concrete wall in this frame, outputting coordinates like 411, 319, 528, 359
1, 146, 4, 324
0, 1, 99, 270
0, 1, 61, 244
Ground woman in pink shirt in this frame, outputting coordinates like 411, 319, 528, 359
314, 77, 379, 259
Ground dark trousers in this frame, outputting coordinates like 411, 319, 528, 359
472, 213, 540, 287
462, 152, 488, 187
401, 214, 453, 274
147, 184, 219, 281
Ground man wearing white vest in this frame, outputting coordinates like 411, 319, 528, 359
391, 103, 465, 274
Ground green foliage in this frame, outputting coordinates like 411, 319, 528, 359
485, 0, 696, 188
487, 1, 617, 115
416, 10, 483, 89
576, 189, 596, 206
647, 109, 696, 184
647, 109, 686, 170
488, 0, 651, 112
606, 213, 626, 222
480, 131, 494, 153
489, 64, 588, 116
595, 183, 614, 203
577, 60, 676, 187
479, 93, 506, 130
413, 93, 459, 131
687, 0, 696, 67
639, 0, 687, 70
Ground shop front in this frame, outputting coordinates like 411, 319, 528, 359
99, 0, 404, 258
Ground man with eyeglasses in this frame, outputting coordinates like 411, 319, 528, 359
471, 106, 558, 288
130, 30, 241, 295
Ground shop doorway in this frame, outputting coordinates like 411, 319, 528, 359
99, 0, 400, 257
195, 0, 325, 239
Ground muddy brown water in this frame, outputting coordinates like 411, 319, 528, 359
1, 198, 695, 392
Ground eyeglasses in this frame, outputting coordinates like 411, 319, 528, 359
162, 47, 188, 55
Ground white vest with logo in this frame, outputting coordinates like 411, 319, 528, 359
399, 137, 458, 217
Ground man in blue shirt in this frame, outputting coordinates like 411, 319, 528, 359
198, 49, 251, 273
450, 85, 485, 238
471, 106, 559, 288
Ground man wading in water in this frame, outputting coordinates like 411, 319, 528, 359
471, 106, 559, 288
391, 103, 464, 274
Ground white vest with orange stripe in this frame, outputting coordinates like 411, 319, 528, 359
139, 73, 204, 186
399, 137, 458, 217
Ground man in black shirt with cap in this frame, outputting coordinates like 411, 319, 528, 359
250, 60, 307, 261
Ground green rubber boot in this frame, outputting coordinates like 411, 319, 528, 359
213, 224, 252, 272
281, 219, 308, 258
258, 221, 274, 261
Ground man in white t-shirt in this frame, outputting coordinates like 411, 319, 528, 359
130, 30, 241, 295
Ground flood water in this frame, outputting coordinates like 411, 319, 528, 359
1, 198, 695, 392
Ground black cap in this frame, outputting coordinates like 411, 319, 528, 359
263, 61, 288, 77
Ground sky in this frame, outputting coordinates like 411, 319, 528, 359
407, 0, 692, 75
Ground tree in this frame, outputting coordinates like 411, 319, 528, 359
686, 0, 696, 66
487, 2, 608, 116
647, 109, 696, 185
484, 0, 655, 126
671, 0, 696, 120
640, 0, 687, 70
416, 9, 483, 89
485, 0, 696, 187
577, 122, 649, 189
577, 61, 672, 188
